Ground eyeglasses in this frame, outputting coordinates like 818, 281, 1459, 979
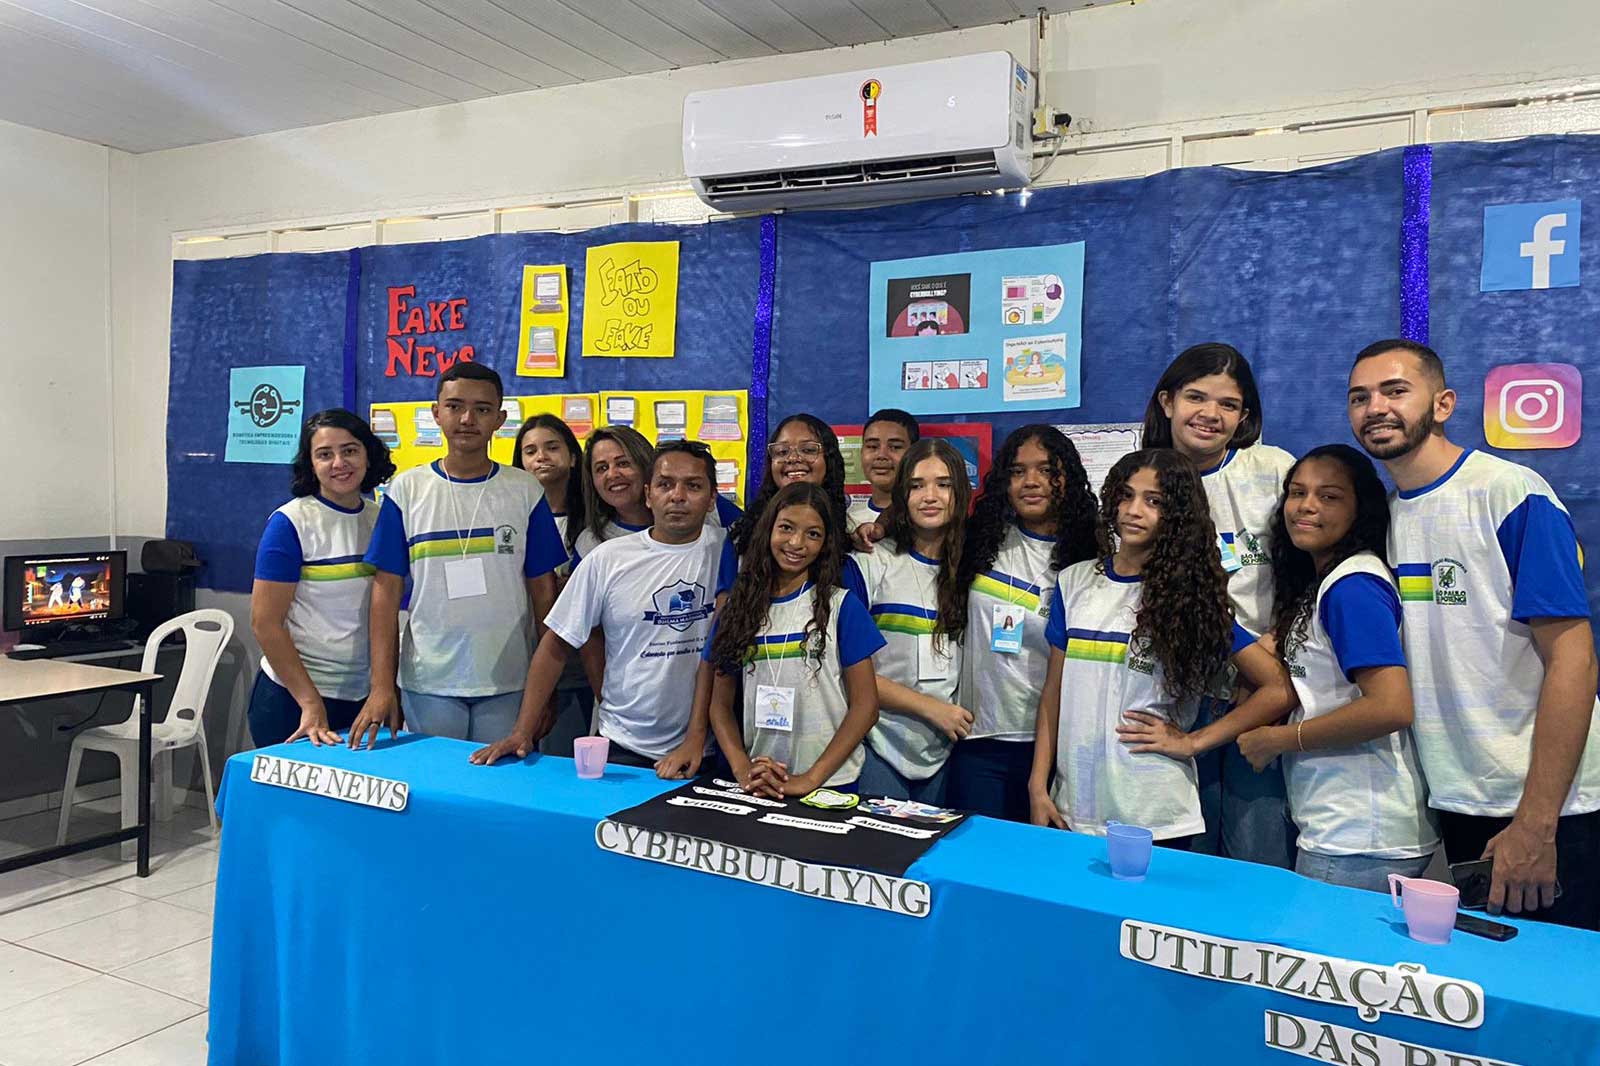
770, 443, 824, 460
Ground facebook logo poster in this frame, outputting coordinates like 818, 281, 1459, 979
1481, 199, 1582, 292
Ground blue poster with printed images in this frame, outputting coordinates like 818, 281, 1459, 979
867, 242, 1084, 416
225, 365, 306, 463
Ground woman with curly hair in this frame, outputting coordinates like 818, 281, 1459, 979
249, 408, 395, 747
843, 439, 972, 803
1237, 445, 1437, 890
949, 425, 1098, 820
704, 484, 884, 796
1143, 342, 1297, 865
731, 414, 850, 561
1028, 449, 1296, 846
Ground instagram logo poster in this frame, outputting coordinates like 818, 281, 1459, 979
1484, 363, 1582, 449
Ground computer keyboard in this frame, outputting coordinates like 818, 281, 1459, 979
8, 639, 139, 660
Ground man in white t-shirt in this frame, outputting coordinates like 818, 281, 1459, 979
352, 362, 566, 747
1349, 339, 1600, 930
471, 441, 736, 776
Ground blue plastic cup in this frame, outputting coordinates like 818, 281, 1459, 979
1106, 823, 1154, 880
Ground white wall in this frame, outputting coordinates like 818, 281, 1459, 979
0, 119, 114, 542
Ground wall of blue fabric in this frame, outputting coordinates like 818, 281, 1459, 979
168, 136, 1600, 623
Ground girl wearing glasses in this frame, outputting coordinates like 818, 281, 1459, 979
731, 414, 851, 565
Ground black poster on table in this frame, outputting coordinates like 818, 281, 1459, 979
603, 778, 966, 878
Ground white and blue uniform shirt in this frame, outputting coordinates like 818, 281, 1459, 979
254, 494, 379, 702
1281, 551, 1438, 858
546, 526, 736, 759
1202, 444, 1295, 635
960, 523, 1060, 740
365, 461, 566, 698
846, 498, 885, 534
1046, 558, 1255, 839
843, 540, 962, 781
705, 582, 884, 787
1389, 448, 1600, 817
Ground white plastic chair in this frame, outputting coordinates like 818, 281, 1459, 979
56, 609, 234, 854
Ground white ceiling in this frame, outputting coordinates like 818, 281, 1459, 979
0, 0, 1092, 153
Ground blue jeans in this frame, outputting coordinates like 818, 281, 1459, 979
539, 687, 595, 758
857, 743, 949, 805
1295, 849, 1433, 893
1193, 695, 1297, 868
946, 737, 1033, 821
401, 689, 523, 743
247, 672, 364, 748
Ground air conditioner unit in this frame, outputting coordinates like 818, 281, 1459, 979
683, 51, 1034, 212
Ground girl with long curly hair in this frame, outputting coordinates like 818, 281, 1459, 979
842, 438, 972, 803
731, 414, 850, 560
1142, 342, 1297, 865
703, 484, 884, 796
948, 425, 1098, 821
1028, 449, 1296, 846
1236, 445, 1437, 891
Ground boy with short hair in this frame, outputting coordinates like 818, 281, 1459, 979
850, 408, 919, 531
353, 361, 567, 745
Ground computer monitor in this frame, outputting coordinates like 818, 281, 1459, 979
2, 551, 127, 635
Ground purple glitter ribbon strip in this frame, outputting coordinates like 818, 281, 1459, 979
1400, 145, 1432, 344
748, 214, 777, 491
341, 247, 364, 412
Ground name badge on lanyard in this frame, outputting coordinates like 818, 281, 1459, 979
756, 685, 796, 731
1216, 533, 1242, 574
444, 556, 488, 599
991, 605, 1024, 654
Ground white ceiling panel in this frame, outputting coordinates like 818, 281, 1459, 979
0, 0, 1094, 152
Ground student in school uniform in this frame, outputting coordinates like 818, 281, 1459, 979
705, 483, 884, 796
1348, 339, 1600, 929
514, 413, 590, 755
573, 424, 742, 564
949, 425, 1099, 821
843, 438, 974, 804
1141, 342, 1297, 866
848, 409, 919, 532
1029, 449, 1297, 847
471, 442, 736, 777
248, 409, 394, 747
1236, 444, 1438, 891
351, 362, 567, 747
732, 414, 851, 560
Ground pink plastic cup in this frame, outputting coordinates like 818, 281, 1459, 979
1388, 874, 1459, 944
574, 736, 610, 779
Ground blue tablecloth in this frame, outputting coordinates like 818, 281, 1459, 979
208, 736, 1600, 1066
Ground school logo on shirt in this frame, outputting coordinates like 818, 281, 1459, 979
644, 580, 715, 631
1395, 559, 1468, 606
1127, 635, 1157, 676
1281, 645, 1308, 679
1237, 531, 1268, 566
495, 525, 517, 555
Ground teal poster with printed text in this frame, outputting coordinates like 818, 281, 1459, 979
226, 365, 306, 463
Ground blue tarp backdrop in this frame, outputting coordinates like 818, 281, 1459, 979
169, 136, 1600, 624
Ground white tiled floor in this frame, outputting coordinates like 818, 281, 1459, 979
0, 801, 217, 1066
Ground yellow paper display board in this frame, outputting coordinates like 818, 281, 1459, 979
581, 241, 679, 358
372, 394, 600, 476
372, 388, 745, 507
597, 390, 747, 506
515, 264, 569, 378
